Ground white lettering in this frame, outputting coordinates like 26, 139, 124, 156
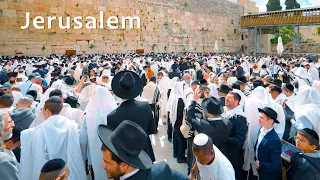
21, 12, 30, 29
121, 16, 140, 29
86, 16, 97, 29
33, 16, 45, 29
73, 16, 83, 29
107, 16, 118, 29
58, 16, 71, 29
99, 11, 104, 29
48, 16, 56, 29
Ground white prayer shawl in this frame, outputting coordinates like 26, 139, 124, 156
274, 93, 287, 105
158, 76, 170, 118
168, 82, 185, 127
158, 76, 170, 94
196, 144, 235, 180
227, 77, 238, 86
30, 88, 55, 128
83, 86, 117, 180
74, 64, 82, 81
312, 80, 320, 94
51, 79, 64, 90
166, 77, 179, 112
141, 82, 157, 104
285, 94, 296, 111
295, 67, 313, 84
294, 86, 320, 112
250, 87, 285, 139
20, 115, 86, 180
243, 96, 263, 175
17, 73, 28, 83
78, 84, 96, 111
309, 67, 320, 81
11, 91, 23, 106
208, 83, 219, 99
60, 103, 84, 129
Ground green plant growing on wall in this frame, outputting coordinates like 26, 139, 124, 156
317, 27, 320, 35
164, 46, 167, 51
76, 3, 79, 7
270, 26, 299, 44
42, 46, 45, 51
89, 44, 94, 49
152, 44, 156, 51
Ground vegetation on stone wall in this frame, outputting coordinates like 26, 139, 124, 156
270, 26, 299, 44
267, 0, 282, 12
317, 27, 320, 35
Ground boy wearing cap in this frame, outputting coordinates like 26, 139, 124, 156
253, 107, 281, 180
287, 128, 320, 180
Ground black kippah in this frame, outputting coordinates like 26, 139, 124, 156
285, 83, 294, 92
302, 128, 319, 141
46, 96, 63, 104
41, 158, 65, 173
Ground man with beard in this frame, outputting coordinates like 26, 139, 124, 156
4, 72, 18, 87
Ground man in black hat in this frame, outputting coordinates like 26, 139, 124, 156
5, 72, 18, 87
252, 107, 281, 180
107, 71, 157, 162
235, 60, 244, 78
98, 120, 188, 180
168, 63, 181, 79
39, 158, 70, 180
218, 84, 231, 108
187, 93, 232, 155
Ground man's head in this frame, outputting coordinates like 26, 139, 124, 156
157, 72, 163, 80
49, 89, 64, 100
199, 85, 210, 99
28, 75, 36, 83
16, 96, 33, 109
0, 84, 12, 94
258, 107, 278, 128
269, 86, 282, 100
192, 133, 214, 165
0, 112, 15, 141
39, 158, 70, 180
0, 94, 14, 108
26, 90, 37, 101
43, 96, 63, 120
190, 81, 200, 91
281, 83, 294, 97
295, 128, 319, 153
149, 76, 157, 84
4, 126, 22, 150
305, 63, 311, 70
183, 73, 191, 84
225, 92, 241, 109
101, 145, 135, 179
101, 75, 109, 83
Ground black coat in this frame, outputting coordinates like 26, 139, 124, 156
168, 71, 181, 79
107, 99, 156, 162
254, 128, 281, 180
120, 161, 188, 180
225, 114, 248, 167
186, 112, 232, 155
289, 152, 320, 180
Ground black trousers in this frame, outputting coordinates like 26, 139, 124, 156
234, 165, 245, 180
187, 137, 195, 174
167, 112, 173, 139
149, 104, 159, 131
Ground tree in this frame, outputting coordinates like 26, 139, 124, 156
266, 0, 282, 12
285, 0, 300, 10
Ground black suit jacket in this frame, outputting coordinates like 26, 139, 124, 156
122, 162, 189, 180
225, 115, 248, 167
254, 128, 281, 180
107, 99, 156, 161
168, 71, 181, 79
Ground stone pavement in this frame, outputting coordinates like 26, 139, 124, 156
150, 119, 188, 176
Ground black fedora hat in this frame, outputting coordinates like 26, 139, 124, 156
111, 71, 142, 99
64, 75, 76, 86
202, 97, 224, 115
258, 107, 279, 123
98, 120, 152, 169
219, 84, 232, 94
64, 96, 80, 108
6, 72, 18, 78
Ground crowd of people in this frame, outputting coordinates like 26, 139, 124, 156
0, 53, 320, 180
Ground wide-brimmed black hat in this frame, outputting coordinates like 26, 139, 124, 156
6, 72, 18, 78
219, 84, 232, 94
111, 71, 142, 99
64, 96, 80, 108
98, 120, 152, 169
258, 107, 279, 123
64, 75, 76, 86
202, 97, 223, 115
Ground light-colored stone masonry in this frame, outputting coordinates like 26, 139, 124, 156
0, 0, 251, 55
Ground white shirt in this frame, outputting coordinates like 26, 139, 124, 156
120, 169, 140, 180
256, 127, 274, 157
196, 144, 235, 180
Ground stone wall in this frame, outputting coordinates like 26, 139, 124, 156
0, 0, 244, 55
271, 42, 320, 53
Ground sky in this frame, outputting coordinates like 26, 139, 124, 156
229, 0, 320, 12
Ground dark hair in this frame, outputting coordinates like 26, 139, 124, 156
192, 136, 213, 154
228, 91, 241, 102
157, 72, 163, 76
0, 94, 14, 108
101, 145, 124, 164
26, 90, 37, 100
43, 96, 63, 115
49, 89, 63, 98
150, 76, 157, 83
270, 86, 282, 94
232, 82, 241, 90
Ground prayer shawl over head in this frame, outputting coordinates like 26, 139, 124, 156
20, 115, 86, 180
166, 77, 179, 112
78, 84, 96, 111
249, 87, 285, 139
168, 82, 185, 127
59, 103, 84, 129
141, 81, 160, 104
294, 86, 320, 139
83, 86, 117, 180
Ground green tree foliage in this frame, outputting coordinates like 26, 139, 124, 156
270, 26, 300, 44
285, 0, 300, 10
267, 0, 282, 12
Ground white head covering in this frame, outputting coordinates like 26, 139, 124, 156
295, 86, 320, 111
167, 82, 185, 126
51, 79, 64, 90
312, 80, 320, 94
78, 84, 96, 111
294, 67, 313, 85
83, 86, 117, 180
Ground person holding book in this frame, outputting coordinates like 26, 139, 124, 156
253, 107, 282, 180
287, 128, 320, 180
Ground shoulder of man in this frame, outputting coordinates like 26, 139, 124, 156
147, 162, 188, 180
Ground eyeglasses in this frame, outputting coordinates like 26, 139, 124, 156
294, 136, 311, 144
